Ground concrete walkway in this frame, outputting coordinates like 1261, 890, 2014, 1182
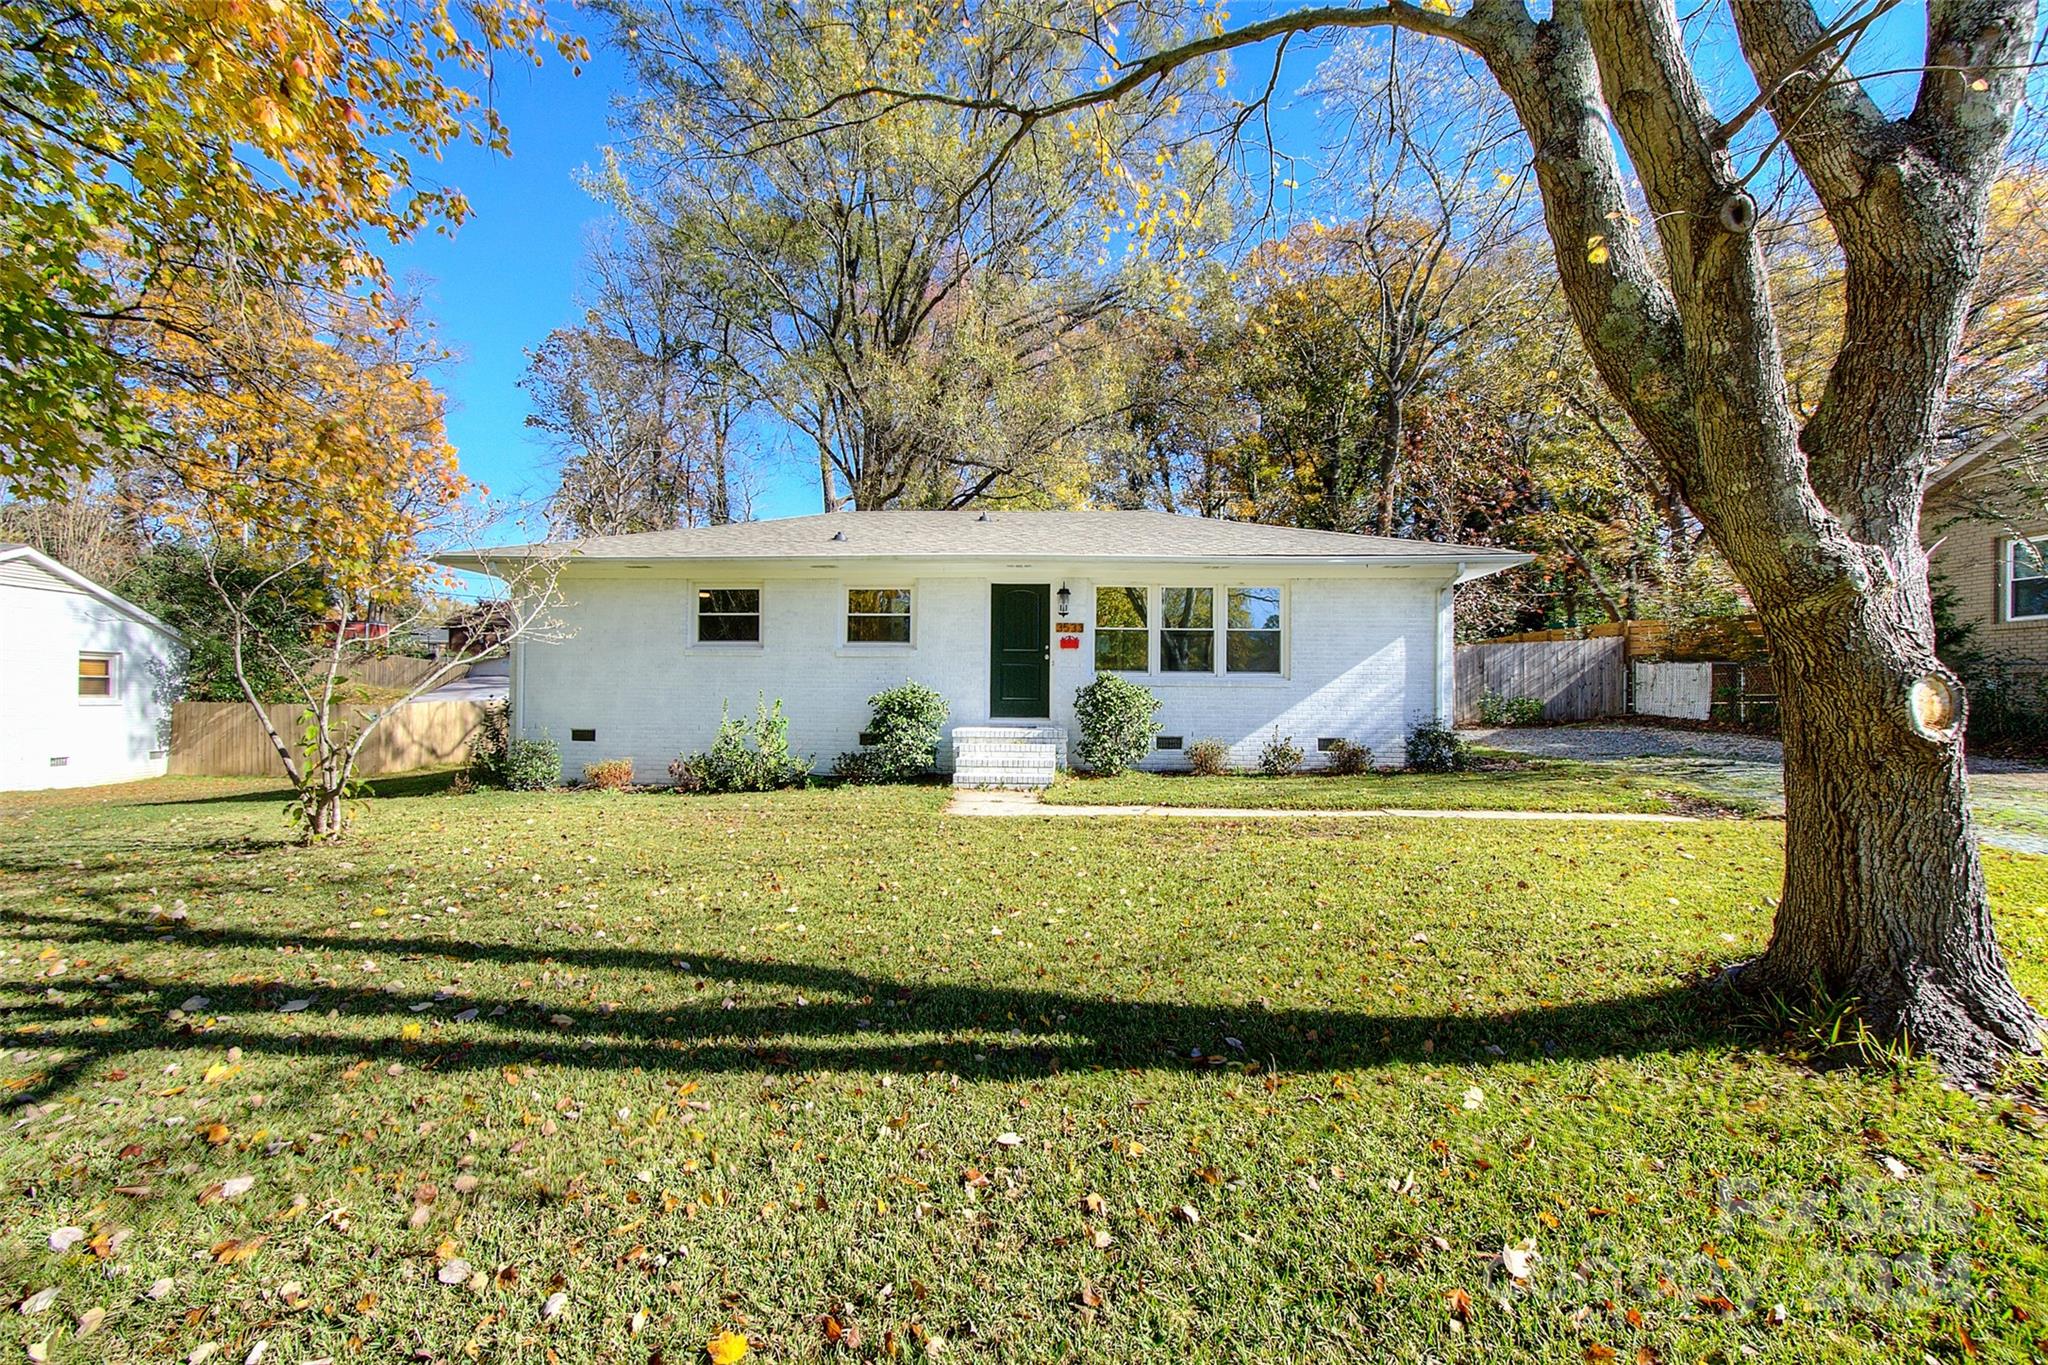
946, 789, 1698, 822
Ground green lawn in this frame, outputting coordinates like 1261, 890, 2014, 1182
3, 777, 2046, 1363
1043, 754, 1744, 814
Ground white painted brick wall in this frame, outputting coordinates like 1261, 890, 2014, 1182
515, 567, 1456, 781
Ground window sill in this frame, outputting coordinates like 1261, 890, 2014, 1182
689, 641, 766, 652
77, 697, 123, 706
836, 644, 916, 656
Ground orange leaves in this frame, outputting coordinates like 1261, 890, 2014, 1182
140, 284, 466, 599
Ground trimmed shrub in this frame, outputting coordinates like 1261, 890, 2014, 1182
673, 696, 812, 793
1187, 737, 1231, 776
1405, 721, 1468, 773
1477, 690, 1546, 726
501, 734, 562, 791
583, 758, 634, 790
831, 749, 888, 784
852, 681, 948, 782
1324, 739, 1374, 775
1073, 673, 1161, 776
1257, 734, 1305, 776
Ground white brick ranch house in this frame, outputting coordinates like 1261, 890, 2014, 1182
441, 511, 1528, 786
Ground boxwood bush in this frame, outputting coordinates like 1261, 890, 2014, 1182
849, 681, 948, 782
1404, 721, 1469, 773
501, 733, 562, 791
1073, 674, 1161, 776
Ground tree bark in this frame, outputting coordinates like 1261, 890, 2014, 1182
1749, 590, 2040, 1076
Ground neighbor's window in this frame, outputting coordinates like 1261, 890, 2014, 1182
1227, 587, 1282, 673
77, 653, 114, 698
847, 587, 912, 644
697, 587, 761, 643
2010, 539, 2048, 621
1160, 587, 1214, 672
1095, 586, 1148, 671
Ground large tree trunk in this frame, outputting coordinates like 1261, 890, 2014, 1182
1747, 589, 2041, 1078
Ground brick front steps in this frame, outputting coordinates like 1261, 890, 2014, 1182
950, 725, 1067, 790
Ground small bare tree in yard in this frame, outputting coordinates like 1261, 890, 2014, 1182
205, 538, 562, 840
142, 279, 564, 840
830, 0, 2046, 1080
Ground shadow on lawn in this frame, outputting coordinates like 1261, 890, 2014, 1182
6, 909, 1744, 1106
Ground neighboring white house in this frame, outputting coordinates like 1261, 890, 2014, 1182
1, 543, 185, 791
441, 511, 1528, 786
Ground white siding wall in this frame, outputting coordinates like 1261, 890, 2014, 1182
515, 564, 1456, 781
0, 564, 184, 790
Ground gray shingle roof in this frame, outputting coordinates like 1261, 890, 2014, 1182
441, 511, 1528, 568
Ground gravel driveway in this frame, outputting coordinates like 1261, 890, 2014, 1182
1467, 722, 2048, 855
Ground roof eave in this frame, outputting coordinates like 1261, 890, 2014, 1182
437, 548, 1532, 574
0, 545, 186, 641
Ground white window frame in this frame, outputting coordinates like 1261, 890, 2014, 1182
1090, 583, 1289, 681
691, 582, 765, 649
1224, 585, 1286, 676
842, 584, 916, 649
2008, 538, 2048, 622
1094, 584, 1151, 673
77, 651, 120, 704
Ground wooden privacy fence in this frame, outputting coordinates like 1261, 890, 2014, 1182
169, 700, 488, 777
1454, 635, 1627, 724
343, 656, 449, 691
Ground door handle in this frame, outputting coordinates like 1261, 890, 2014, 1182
1042, 646, 1050, 659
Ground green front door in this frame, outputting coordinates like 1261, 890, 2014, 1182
989, 583, 1051, 719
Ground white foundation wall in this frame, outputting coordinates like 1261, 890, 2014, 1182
0, 569, 184, 791
514, 565, 1456, 781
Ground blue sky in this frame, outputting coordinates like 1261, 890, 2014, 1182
378, 5, 1947, 530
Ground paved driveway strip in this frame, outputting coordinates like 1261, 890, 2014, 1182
1468, 722, 2048, 855
947, 789, 1698, 821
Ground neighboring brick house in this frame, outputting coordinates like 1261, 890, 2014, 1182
1925, 399, 2048, 661
440, 510, 1529, 785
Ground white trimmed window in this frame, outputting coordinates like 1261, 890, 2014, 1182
77, 652, 116, 699
1226, 587, 1283, 673
1091, 585, 1286, 676
696, 587, 761, 643
846, 587, 912, 644
1095, 587, 1148, 671
2010, 539, 2048, 621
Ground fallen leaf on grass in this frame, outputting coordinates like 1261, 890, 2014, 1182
211, 1235, 266, 1265
76, 1306, 105, 1337
18, 1287, 57, 1315
198, 1176, 255, 1204
1444, 1287, 1474, 1322
202, 1123, 231, 1146
542, 1291, 567, 1321
706, 1329, 748, 1363
1501, 1239, 1538, 1280
48, 1227, 85, 1254
437, 1260, 472, 1286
